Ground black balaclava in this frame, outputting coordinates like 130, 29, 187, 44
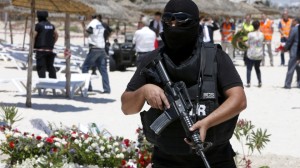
37, 11, 48, 22
162, 0, 200, 65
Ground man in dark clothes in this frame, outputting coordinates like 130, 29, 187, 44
201, 16, 219, 43
34, 10, 58, 78
121, 0, 247, 167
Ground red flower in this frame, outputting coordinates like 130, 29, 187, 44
52, 147, 58, 153
121, 159, 126, 165
31, 134, 35, 137
36, 136, 42, 141
46, 137, 54, 144
84, 134, 89, 139
136, 128, 142, 133
9, 141, 15, 149
50, 135, 56, 139
139, 160, 145, 167
124, 139, 130, 147
23, 132, 28, 136
0, 126, 5, 132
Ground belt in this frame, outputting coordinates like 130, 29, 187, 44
137, 52, 150, 54
34, 48, 53, 52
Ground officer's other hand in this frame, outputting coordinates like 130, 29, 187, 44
189, 120, 209, 142
142, 84, 170, 110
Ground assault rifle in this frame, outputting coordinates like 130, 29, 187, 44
143, 57, 212, 168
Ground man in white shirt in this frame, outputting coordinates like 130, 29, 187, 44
82, 14, 110, 93
133, 16, 156, 67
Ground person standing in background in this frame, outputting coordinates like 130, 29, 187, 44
149, 12, 164, 48
82, 14, 111, 94
133, 16, 156, 67
278, 11, 293, 66
201, 16, 219, 43
220, 16, 235, 60
242, 14, 254, 66
260, 13, 274, 66
283, 18, 300, 89
245, 20, 264, 88
34, 10, 58, 79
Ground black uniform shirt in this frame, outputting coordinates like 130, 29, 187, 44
34, 21, 55, 49
125, 47, 243, 167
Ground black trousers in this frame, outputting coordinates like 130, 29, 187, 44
152, 143, 236, 168
35, 51, 57, 79
245, 57, 262, 84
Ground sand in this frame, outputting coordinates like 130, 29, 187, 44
0, 23, 300, 167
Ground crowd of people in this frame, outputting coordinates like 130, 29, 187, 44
132, 8, 300, 89
33, 5, 299, 95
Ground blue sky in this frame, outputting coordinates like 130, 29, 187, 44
270, 0, 300, 5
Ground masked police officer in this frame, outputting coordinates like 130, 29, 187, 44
34, 10, 58, 79
121, 0, 247, 167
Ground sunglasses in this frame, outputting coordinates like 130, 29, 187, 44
162, 12, 194, 26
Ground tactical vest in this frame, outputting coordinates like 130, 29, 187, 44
34, 21, 55, 49
260, 19, 273, 41
280, 19, 292, 38
221, 22, 234, 42
140, 42, 239, 155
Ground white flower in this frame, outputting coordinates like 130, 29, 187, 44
114, 148, 119, 152
94, 135, 100, 140
99, 139, 104, 144
87, 137, 93, 142
85, 149, 90, 153
116, 153, 124, 159
54, 142, 61, 148
71, 132, 78, 138
113, 142, 119, 146
119, 153, 124, 159
25, 134, 33, 139
107, 145, 112, 149
100, 146, 105, 152
37, 142, 44, 148
61, 140, 67, 145
104, 153, 110, 158
74, 139, 79, 144
53, 137, 61, 142
78, 143, 82, 147
54, 132, 60, 135
84, 139, 90, 144
4, 130, 13, 138
91, 143, 98, 148
13, 132, 21, 138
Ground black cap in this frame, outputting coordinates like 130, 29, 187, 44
37, 11, 48, 18
164, 0, 199, 20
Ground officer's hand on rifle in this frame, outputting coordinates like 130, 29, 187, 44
189, 119, 210, 142
142, 84, 170, 111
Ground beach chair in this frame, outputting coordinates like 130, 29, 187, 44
5, 51, 31, 70
35, 73, 91, 98
0, 51, 10, 61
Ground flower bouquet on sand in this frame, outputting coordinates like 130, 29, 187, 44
0, 123, 141, 167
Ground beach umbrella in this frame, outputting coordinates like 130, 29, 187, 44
11, 0, 95, 107
140, 0, 167, 14
0, 0, 10, 7
141, 0, 244, 17
252, 2, 281, 15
